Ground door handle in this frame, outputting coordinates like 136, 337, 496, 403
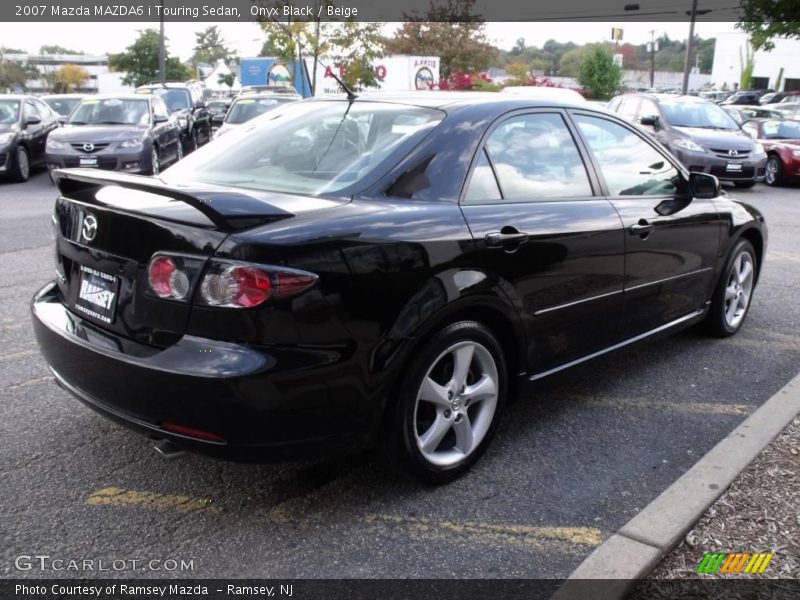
629, 220, 655, 236
485, 230, 529, 248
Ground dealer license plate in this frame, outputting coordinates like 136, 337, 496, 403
79, 156, 98, 167
726, 162, 743, 172
74, 265, 119, 324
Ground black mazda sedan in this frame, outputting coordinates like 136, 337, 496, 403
32, 93, 767, 483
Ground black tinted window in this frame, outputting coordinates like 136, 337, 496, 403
574, 114, 680, 196
480, 113, 592, 201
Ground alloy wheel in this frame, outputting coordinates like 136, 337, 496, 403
765, 156, 780, 186
724, 250, 755, 329
413, 341, 499, 467
17, 147, 30, 181
151, 147, 159, 176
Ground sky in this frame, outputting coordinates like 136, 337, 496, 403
0, 21, 738, 61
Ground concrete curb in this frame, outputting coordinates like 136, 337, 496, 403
552, 371, 800, 600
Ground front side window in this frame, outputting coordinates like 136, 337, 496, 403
574, 114, 680, 197
466, 113, 592, 202
162, 101, 444, 196
0, 100, 20, 124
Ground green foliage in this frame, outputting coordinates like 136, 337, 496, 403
559, 47, 590, 77
39, 45, 84, 55
257, 2, 385, 91
217, 73, 235, 90
108, 29, 191, 87
0, 60, 32, 92
191, 26, 235, 67
737, 2, 800, 51
739, 41, 755, 90
386, 0, 495, 78
577, 45, 623, 100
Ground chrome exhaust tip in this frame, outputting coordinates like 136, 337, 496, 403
153, 439, 186, 459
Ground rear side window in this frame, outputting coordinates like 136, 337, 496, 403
574, 114, 680, 197
464, 113, 592, 203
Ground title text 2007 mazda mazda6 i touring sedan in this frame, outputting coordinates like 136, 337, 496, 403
32, 93, 767, 483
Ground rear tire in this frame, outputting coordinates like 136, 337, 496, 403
13, 146, 30, 182
702, 239, 757, 337
383, 321, 507, 484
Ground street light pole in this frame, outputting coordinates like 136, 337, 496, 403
682, 0, 699, 95
159, 3, 166, 83
649, 29, 656, 89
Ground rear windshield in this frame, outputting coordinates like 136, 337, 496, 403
162, 101, 445, 196
660, 101, 740, 130
225, 97, 297, 124
69, 98, 150, 126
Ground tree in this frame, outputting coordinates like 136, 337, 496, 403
559, 47, 590, 77
577, 45, 623, 100
108, 29, 191, 88
739, 41, 755, 90
385, 0, 495, 79
217, 73, 235, 95
257, 4, 386, 92
191, 26, 235, 67
0, 49, 39, 92
737, 1, 800, 51
39, 45, 84, 55
53, 64, 89, 92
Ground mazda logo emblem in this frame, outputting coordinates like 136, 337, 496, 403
82, 215, 98, 242
83, 143, 94, 152
728, 149, 739, 157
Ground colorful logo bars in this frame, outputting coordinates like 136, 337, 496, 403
696, 552, 774, 574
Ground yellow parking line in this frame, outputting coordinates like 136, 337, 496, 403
86, 487, 218, 513
363, 514, 602, 553
576, 396, 755, 416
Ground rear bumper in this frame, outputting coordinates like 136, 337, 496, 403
31, 282, 368, 461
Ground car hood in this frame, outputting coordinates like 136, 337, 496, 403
50, 124, 148, 143
673, 126, 754, 150
762, 138, 800, 149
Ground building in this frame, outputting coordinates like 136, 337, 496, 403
711, 33, 800, 91
0, 53, 110, 93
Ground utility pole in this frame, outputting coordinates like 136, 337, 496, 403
682, 0, 699, 95
158, 2, 166, 83
649, 29, 656, 89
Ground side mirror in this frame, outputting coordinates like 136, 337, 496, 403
57, 115, 67, 125
640, 115, 658, 127
153, 114, 169, 123
689, 172, 721, 199
25, 116, 41, 127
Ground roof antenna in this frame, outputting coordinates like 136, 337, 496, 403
326, 68, 358, 103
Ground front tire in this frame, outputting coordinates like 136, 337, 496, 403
764, 155, 783, 187
702, 239, 757, 337
149, 146, 160, 176
384, 321, 507, 484
13, 146, 30, 182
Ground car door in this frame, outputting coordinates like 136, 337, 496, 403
150, 97, 175, 161
570, 111, 722, 339
459, 110, 625, 374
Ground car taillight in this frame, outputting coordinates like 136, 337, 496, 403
199, 262, 317, 308
147, 255, 191, 300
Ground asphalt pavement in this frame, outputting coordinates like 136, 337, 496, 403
1, 169, 799, 579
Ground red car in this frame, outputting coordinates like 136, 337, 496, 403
742, 118, 800, 186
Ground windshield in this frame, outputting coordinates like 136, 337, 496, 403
0, 100, 20, 124
761, 120, 800, 140
162, 101, 445, 196
661, 101, 740, 130
45, 98, 81, 117
69, 98, 150, 125
225, 97, 296, 124
147, 88, 191, 112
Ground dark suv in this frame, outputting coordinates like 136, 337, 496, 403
607, 93, 767, 188
135, 81, 211, 153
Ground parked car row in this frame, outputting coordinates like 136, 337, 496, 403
607, 92, 800, 188
0, 80, 218, 182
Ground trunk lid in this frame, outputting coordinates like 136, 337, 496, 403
51, 169, 345, 347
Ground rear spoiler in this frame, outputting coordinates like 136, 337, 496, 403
52, 169, 294, 232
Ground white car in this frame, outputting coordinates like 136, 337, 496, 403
500, 86, 587, 104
